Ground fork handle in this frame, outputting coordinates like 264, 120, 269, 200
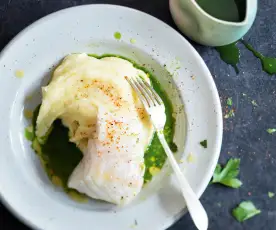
157, 132, 208, 230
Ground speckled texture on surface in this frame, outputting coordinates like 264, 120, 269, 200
0, 0, 275, 230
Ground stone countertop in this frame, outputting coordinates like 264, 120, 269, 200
0, 0, 275, 230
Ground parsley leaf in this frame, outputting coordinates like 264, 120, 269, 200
268, 192, 275, 198
211, 158, 242, 188
227, 97, 233, 106
232, 201, 261, 222
251, 100, 258, 106
200, 140, 207, 148
224, 109, 235, 119
267, 128, 276, 134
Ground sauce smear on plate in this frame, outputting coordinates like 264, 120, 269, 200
29, 54, 177, 201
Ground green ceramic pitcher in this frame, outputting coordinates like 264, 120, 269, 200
170, 0, 257, 46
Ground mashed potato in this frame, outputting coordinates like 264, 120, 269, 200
36, 53, 153, 151
36, 54, 156, 205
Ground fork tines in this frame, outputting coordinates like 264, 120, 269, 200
125, 76, 163, 107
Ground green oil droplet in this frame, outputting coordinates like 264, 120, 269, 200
130, 38, 136, 44
216, 42, 240, 73
114, 32, 121, 40
242, 41, 276, 75
15, 70, 24, 78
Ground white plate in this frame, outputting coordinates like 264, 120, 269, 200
0, 5, 222, 230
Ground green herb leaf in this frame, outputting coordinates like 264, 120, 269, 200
224, 109, 235, 119
227, 97, 233, 106
251, 100, 258, 107
268, 192, 275, 198
232, 201, 261, 222
200, 140, 207, 148
267, 128, 276, 134
211, 158, 242, 188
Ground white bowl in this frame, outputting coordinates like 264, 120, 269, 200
0, 5, 222, 230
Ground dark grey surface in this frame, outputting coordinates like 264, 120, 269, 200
0, 0, 275, 229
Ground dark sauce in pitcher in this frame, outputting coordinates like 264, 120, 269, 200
196, 0, 246, 22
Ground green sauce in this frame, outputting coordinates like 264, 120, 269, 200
242, 41, 276, 75
216, 41, 276, 75
29, 54, 177, 200
31, 106, 87, 201
196, 0, 246, 22
143, 76, 177, 182
216, 42, 240, 73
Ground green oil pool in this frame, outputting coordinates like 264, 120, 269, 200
29, 54, 177, 201
216, 42, 240, 73
196, 0, 246, 22
31, 106, 87, 201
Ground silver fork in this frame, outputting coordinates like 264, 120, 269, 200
126, 76, 208, 230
